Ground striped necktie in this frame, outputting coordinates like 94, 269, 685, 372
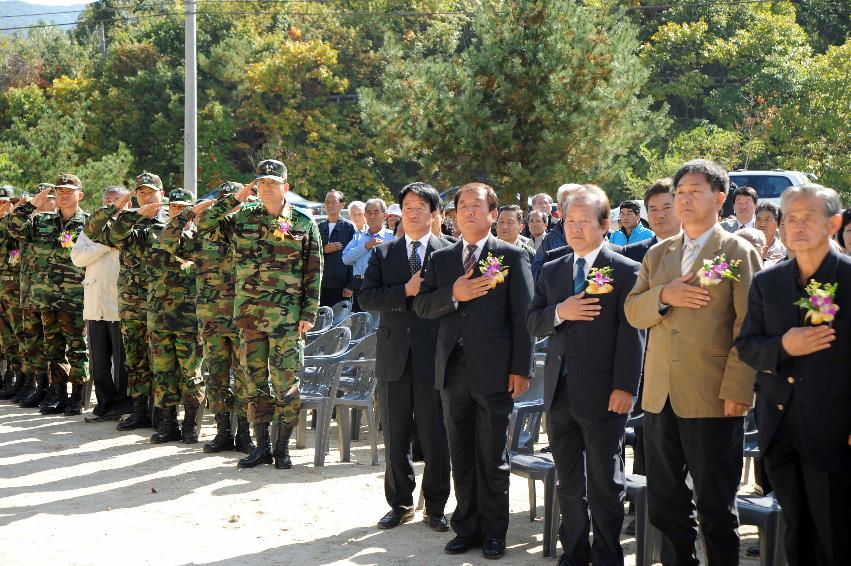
573, 257, 587, 295
463, 244, 477, 273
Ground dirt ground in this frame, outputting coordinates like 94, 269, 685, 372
0, 402, 761, 566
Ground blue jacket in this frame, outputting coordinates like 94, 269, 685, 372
609, 223, 654, 247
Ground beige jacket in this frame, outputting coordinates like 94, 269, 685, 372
624, 224, 762, 418
70, 232, 120, 322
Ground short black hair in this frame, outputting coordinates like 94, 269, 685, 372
734, 186, 758, 205
673, 159, 730, 196
838, 208, 851, 250
619, 200, 641, 215
498, 204, 524, 223
399, 182, 440, 213
643, 178, 674, 208
755, 201, 780, 223
454, 182, 499, 212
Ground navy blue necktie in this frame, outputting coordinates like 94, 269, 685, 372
409, 241, 422, 274
574, 257, 587, 295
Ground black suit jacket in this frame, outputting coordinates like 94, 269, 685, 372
735, 249, 851, 472
318, 218, 355, 289
414, 235, 535, 394
527, 246, 646, 416
622, 236, 658, 263
358, 235, 451, 382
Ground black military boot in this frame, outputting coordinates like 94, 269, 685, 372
116, 395, 152, 430
40, 379, 68, 414
0, 366, 13, 396
19, 371, 49, 408
181, 404, 199, 444
150, 405, 181, 444
203, 412, 234, 453
64, 384, 84, 415
237, 424, 272, 468
274, 423, 295, 470
11, 373, 32, 403
0, 370, 25, 400
234, 416, 255, 454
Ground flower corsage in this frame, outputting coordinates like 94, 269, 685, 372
478, 253, 509, 288
794, 280, 839, 326
272, 216, 292, 240
59, 230, 78, 249
8, 249, 20, 266
585, 266, 614, 294
697, 254, 741, 287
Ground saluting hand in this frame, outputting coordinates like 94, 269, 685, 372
452, 269, 492, 302
0, 201, 11, 218
29, 186, 52, 209
660, 274, 711, 309
192, 199, 215, 216
113, 193, 132, 212
137, 203, 162, 219
234, 180, 255, 203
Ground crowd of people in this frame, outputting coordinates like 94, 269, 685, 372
0, 157, 848, 565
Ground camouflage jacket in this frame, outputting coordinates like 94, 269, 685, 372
88, 206, 197, 332
160, 208, 236, 334
8, 202, 88, 310
196, 194, 322, 334
0, 215, 21, 289
85, 206, 150, 319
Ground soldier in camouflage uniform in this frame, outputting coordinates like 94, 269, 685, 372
85, 174, 159, 429
161, 181, 254, 454
0, 186, 24, 398
8, 175, 89, 415
90, 184, 204, 444
197, 160, 322, 469
8, 185, 54, 406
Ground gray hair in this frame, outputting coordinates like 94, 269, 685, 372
531, 192, 552, 205
103, 185, 129, 204
735, 227, 766, 251
780, 183, 842, 218
365, 198, 387, 213
347, 200, 365, 214
556, 183, 582, 208
564, 184, 611, 226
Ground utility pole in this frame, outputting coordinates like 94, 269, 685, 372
183, 0, 197, 196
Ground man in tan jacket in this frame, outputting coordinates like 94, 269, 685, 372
625, 159, 761, 565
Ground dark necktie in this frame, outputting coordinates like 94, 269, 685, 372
574, 257, 587, 295
409, 240, 422, 274
463, 243, 478, 273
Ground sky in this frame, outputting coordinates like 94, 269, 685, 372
9, 0, 95, 5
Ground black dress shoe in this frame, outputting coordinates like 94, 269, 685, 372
556, 553, 571, 566
377, 508, 414, 529
422, 513, 449, 532
482, 537, 506, 559
444, 535, 481, 555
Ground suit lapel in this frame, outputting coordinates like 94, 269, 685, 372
687, 224, 724, 281
661, 234, 685, 282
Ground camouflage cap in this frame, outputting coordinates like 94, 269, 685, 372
255, 159, 288, 183
0, 185, 15, 199
55, 173, 82, 190
35, 183, 56, 197
216, 181, 244, 198
167, 188, 194, 206
135, 171, 163, 191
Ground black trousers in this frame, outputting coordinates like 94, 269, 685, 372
644, 400, 743, 566
762, 399, 851, 566
377, 355, 450, 515
548, 380, 627, 566
320, 286, 346, 308
87, 320, 127, 411
350, 278, 364, 313
441, 348, 513, 540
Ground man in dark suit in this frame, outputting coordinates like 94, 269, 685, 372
414, 182, 535, 560
527, 185, 645, 566
358, 182, 452, 533
318, 190, 355, 307
735, 183, 851, 566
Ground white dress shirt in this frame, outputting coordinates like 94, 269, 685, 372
405, 232, 431, 263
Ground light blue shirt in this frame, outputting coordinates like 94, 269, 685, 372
609, 223, 654, 246
342, 227, 395, 276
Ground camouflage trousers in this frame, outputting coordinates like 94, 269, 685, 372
239, 329, 303, 426
19, 306, 46, 375
202, 326, 248, 417
0, 290, 22, 371
149, 327, 204, 409
121, 316, 154, 398
41, 309, 89, 385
